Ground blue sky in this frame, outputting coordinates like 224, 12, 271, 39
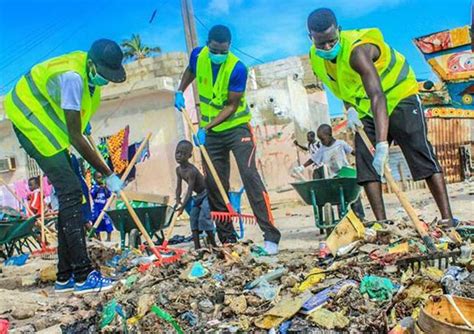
0, 0, 471, 115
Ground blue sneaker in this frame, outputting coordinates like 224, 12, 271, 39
54, 277, 75, 293
74, 270, 115, 295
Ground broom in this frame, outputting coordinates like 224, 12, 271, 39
180, 109, 256, 225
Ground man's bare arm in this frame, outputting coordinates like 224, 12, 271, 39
177, 66, 196, 94
204, 91, 243, 131
294, 141, 309, 151
350, 44, 389, 143
65, 111, 113, 176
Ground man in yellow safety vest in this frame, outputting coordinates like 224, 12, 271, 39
307, 8, 455, 227
4, 39, 126, 294
174, 25, 281, 254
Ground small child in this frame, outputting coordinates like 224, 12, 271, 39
27, 176, 42, 215
91, 171, 114, 242
313, 124, 365, 219
175, 140, 217, 250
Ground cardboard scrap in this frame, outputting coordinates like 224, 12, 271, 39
326, 210, 365, 256
308, 308, 350, 329
254, 294, 309, 329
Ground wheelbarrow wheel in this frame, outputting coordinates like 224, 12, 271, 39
322, 203, 334, 235
129, 229, 141, 249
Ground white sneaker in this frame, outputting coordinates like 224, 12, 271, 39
263, 241, 279, 255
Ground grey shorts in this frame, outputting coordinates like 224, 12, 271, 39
189, 190, 214, 232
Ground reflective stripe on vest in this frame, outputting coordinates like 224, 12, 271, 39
24, 71, 68, 135
196, 46, 251, 132
4, 51, 101, 157
10, 86, 63, 151
309, 28, 418, 118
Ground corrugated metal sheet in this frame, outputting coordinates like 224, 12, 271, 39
427, 118, 473, 183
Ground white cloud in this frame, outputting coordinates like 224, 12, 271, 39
207, 0, 243, 15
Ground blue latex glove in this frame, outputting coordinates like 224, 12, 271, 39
192, 128, 206, 146
105, 173, 124, 193
372, 141, 389, 177
174, 91, 185, 111
84, 122, 92, 136
347, 107, 363, 131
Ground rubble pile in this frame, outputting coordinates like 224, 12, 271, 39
1, 215, 472, 333
73, 228, 472, 333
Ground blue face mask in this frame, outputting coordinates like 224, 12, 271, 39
315, 41, 341, 60
209, 52, 228, 65
89, 65, 109, 86
89, 69, 109, 86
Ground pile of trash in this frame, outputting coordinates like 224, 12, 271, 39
1, 211, 472, 333
71, 219, 472, 334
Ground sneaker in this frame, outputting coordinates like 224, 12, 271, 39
54, 277, 75, 293
74, 270, 115, 295
263, 241, 279, 255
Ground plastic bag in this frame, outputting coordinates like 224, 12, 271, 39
151, 305, 184, 334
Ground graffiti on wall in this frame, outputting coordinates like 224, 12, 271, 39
414, 25, 474, 117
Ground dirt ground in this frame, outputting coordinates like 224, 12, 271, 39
0, 182, 472, 332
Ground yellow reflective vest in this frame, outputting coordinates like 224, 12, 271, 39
309, 28, 419, 118
4, 51, 101, 157
196, 47, 251, 132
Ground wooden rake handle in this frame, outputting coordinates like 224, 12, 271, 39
180, 109, 232, 207
161, 206, 179, 248
119, 191, 156, 250
39, 174, 45, 244
89, 133, 152, 233
357, 127, 433, 241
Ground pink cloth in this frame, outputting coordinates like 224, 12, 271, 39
0, 319, 9, 334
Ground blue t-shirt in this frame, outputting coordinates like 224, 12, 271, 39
189, 46, 247, 93
91, 184, 111, 219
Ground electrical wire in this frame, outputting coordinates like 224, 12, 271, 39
0, 19, 68, 68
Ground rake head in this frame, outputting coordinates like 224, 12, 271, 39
32, 242, 57, 259
211, 211, 256, 225
136, 244, 186, 272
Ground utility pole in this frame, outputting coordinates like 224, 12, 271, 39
180, 0, 200, 122
180, 0, 201, 166
181, 0, 198, 53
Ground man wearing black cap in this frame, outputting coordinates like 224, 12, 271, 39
4, 39, 127, 294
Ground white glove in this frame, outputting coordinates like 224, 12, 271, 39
372, 141, 389, 178
105, 173, 124, 194
293, 165, 305, 174
347, 107, 363, 131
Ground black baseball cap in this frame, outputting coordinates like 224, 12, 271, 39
88, 39, 126, 83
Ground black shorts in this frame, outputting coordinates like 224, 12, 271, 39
355, 95, 442, 184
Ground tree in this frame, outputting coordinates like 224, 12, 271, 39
121, 34, 161, 61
